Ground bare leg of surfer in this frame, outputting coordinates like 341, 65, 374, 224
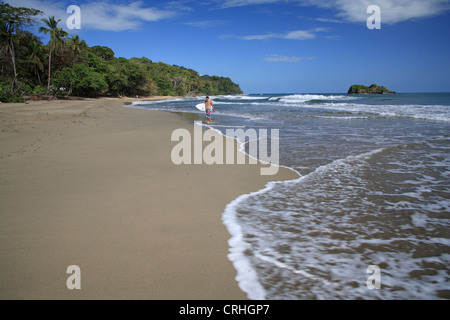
206, 108, 211, 125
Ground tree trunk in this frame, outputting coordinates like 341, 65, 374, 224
8, 30, 18, 94
37, 70, 42, 87
46, 40, 52, 95
66, 82, 73, 96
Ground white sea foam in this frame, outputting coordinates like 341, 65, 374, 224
211, 94, 269, 101
297, 103, 450, 122
214, 96, 450, 122
411, 213, 429, 228
131, 98, 188, 105
222, 193, 268, 300
312, 115, 372, 120
221, 148, 387, 299
222, 141, 450, 299
278, 94, 358, 103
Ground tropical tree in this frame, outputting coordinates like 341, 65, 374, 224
53, 63, 107, 97
0, 2, 42, 93
66, 34, 88, 64
1, 3, 243, 101
27, 38, 45, 86
54, 27, 68, 53
0, 19, 10, 77
39, 16, 62, 94
67, 34, 86, 55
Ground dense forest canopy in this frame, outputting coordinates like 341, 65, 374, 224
0, 2, 243, 102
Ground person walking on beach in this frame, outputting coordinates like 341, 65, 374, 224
205, 96, 215, 124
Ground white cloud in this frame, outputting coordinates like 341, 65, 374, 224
81, 1, 176, 31
5, 0, 65, 19
220, 0, 281, 9
316, 17, 346, 24
219, 0, 450, 24
5, 0, 179, 31
241, 32, 281, 40
239, 27, 327, 40
299, 0, 450, 24
264, 54, 315, 63
185, 20, 226, 28
284, 28, 328, 39
284, 30, 316, 40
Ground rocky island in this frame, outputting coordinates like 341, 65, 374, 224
348, 84, 396, 94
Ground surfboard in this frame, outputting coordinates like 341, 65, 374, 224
195, 102, 206, 111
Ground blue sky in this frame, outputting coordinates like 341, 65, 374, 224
8, 0, 450, 93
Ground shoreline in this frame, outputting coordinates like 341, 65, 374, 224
0, 97, 297, 299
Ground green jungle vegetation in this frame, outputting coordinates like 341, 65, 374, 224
348, 84, 396, 94
0, 2, 243, 103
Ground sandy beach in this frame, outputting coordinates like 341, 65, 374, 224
0, 97, 297, 300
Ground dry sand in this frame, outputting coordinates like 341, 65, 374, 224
0, 97, 298, 300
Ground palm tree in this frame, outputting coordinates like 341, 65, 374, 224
39, 16, 61, 95
67, 34, 85, 55
67, 34, 87, 63
0, 3, 42, 94
54, 27, 68, 54
0, 21, 9, 74
27, 38, 45, 86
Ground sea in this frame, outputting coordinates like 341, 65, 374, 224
129, 92, 450, 300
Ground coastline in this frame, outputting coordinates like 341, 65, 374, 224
0, 96, 297, 299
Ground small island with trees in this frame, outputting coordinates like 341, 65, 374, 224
348, 84, 396, 94
0, 2, 243, 103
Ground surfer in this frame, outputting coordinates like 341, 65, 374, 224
205, 96, 215, 124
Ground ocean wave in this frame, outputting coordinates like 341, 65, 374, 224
131, 96, 450, 123
211, 95, 269, 101
223, 135, 450, 299
131, 98, 190, 105
277, 94, 358, 103
222, 148, 386, 299
311, 115, 372, 120
288, 102, 450, 122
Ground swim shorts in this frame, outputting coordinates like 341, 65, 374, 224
206, 109, 211, 118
